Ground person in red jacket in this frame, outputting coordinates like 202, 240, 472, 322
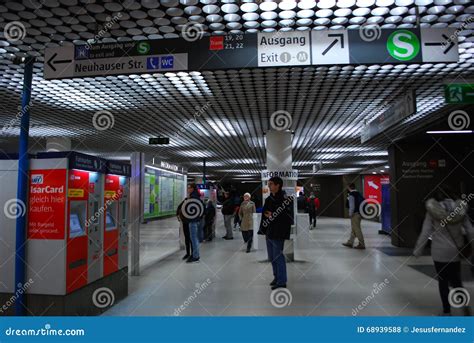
307, 192, 320, 229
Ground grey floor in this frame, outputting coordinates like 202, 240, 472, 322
106, 214, 473, 316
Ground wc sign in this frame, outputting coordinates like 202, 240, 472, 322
146, 55, 174, 70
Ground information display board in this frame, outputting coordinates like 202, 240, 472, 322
143, 167, 185, 220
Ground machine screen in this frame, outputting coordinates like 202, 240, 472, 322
70, 213, 85, 238
106, 211, 116, 230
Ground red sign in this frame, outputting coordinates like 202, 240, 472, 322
210, 36, 224, 51
363, 175, 389, 204
28, 169, 67, 239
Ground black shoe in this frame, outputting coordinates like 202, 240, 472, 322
271, 284, 287, 290
270, 279, 277, 286
223, 236, 233, 240
246, 248, 251, 253
186, 257, 200, 263
182, 254, 190, 260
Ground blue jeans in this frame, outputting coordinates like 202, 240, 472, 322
266, 238, 287, 285
189, 221, 200, 259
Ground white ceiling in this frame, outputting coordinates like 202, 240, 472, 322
0, 0, 473, 180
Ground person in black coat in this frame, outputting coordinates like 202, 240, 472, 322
204, 199, 216, 241
259, 176, 294, 289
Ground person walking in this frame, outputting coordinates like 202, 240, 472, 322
181, 183, 204, 263
204, 199, 216, 241
307, 192, 320, 230
222, 192, 235, 240
413, 186, 473, 316
239, 193, 256, 253
259, 176, 293, 290
342, 183, 366, 249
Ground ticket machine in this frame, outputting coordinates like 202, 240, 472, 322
103, 160, 131, 276
0, 154, 19, 295
26, 151, 106, 295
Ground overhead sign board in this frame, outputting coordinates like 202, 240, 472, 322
44, 28, 459, 80
257, 31, 310, 67
444, 83, 474, 104
361, 91, 417, 143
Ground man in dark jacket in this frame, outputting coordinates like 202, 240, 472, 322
221, 192, 235, 240
259, 176, 294, 289
180, 183, 205, 263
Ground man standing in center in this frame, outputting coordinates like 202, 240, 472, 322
259, 176, 294, 290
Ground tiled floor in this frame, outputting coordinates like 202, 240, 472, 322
106, 214, 473, 316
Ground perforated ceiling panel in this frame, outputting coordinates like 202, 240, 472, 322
0, 0, 473, 180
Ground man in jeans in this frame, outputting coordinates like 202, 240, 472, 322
221, 192, 235, 240
342, 183, 366, 250
259, 176, 293, 290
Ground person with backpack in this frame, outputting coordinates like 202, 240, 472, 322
307, 192, 320, 230
413, 186, 473, 316
342, 183, 366, 249
180, 183, 204, 263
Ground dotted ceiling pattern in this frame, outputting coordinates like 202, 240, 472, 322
0, 0, 473, 180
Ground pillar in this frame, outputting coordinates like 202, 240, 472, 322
130, 152, 144, 276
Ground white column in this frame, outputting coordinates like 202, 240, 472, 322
46, 137, 71, 151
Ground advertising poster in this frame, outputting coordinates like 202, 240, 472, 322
28, 169, 67, 239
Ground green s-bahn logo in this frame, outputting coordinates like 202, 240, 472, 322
386, 30, 420, 61
137, 41, 150, 55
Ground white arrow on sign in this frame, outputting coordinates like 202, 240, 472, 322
312, 30, 349, 65
368, 181, 379, 190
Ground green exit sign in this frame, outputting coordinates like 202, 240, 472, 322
444, 83, 474, 104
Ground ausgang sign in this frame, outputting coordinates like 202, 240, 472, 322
44, 28, 458, 80
261, 170, 299, 181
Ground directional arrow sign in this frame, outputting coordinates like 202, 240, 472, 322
368, 181, 379, 190
44, 46, 74, 78
46, 52, 72, 72
421, 28, 458, 63
312, 30, 349, 65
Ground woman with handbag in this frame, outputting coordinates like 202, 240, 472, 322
414, 186, 473, 316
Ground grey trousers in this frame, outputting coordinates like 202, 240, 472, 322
224, 215, 233, 238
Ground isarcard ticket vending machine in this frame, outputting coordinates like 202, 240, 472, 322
26, 151, 106, 296
0, 154, 20, 296
103, 160, 131, 276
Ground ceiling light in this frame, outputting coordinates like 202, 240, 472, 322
426, 130, 473, 134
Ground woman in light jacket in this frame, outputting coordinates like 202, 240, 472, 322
239, 193, 256, 253
413, 186, 474, 316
